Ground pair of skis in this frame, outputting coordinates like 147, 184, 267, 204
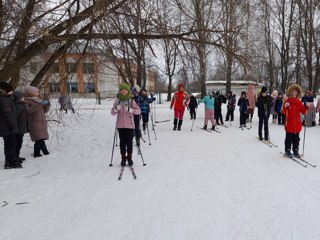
280, 152, 316, 168
118, 166, 137, 180
256, 137, 278, 148
196, 126, 221, 133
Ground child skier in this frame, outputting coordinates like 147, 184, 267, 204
282, 84, 309, 158
188, 93, 198, 120
271, 90, 278, 124
237, 91, 249, 128
198, 91, 216, 130
139, 88, 156, 132
111, 83, 141, 167
316, 97, 320, 125
214, 91, 226, 125
246, 84, 256, 123
274, 92, 285, 125
131, 84, 142, 145
256, 86, 273, 141
170, 83, 189, 131
225, 91, 236, 122
302, 90, 316, 127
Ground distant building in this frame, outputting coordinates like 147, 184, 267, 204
21, 45, 156, 98
206, 80, 263, 96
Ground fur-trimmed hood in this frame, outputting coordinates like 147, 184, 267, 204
287, 84, 302, 98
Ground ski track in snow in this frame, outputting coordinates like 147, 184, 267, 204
1, 99, 320, 240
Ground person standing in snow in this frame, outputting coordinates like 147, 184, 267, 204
12, 91, 28, 163
111, 83, 141, 167
238, 91, 249, 128
274, 92, 285, 125
316, 96, 320, 125
214, 91, 226, 125
225, 91, 236, 122
256, 86, 273, 141
130, 84, 142, 145
198, 91, 216, 130
188, 93, 198, 120
0, 81, 21, 169
270, 90, 278, 124
24, 86, 51, 158
282, 84, 309, 158
170, 83, 190, 131
63, 94, 75, 114
246, 84, 256, 123
302, 90, 316, 127
138, 88, 156, 132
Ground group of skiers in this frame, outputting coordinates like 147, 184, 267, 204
167, 82, 319, 159
0, 82, 50, 169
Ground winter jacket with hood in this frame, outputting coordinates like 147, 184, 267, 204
282, 84, 307, 133
170, 83, 190, 110
111, 98, 141, 129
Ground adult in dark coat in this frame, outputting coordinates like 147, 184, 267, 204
13, 91, 28, 162
24, 86, 51, 157
0, 81, 21, 169
256, 86, 273, 141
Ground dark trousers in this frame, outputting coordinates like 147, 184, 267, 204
3, 134, 17, 164
226, 109, 234, 121
278, 113, 285, 125
189, 108, 196, 119
215, 109, 223, 124
141, 112, 149, 130
16, 134, 24, 157
118, 129, 134, 155
240, 112, 248, 125
258, 116, 269, 140
133, 114, 141, 139
285, 132, 300, 152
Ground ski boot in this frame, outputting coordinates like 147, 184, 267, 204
285, 150, 292, 158
121, 154, 127, 167
127, 154, 133, 166
203, 125, 207, 130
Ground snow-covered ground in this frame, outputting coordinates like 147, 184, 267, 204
1, 99, 320, 240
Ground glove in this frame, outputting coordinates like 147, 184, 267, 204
41, 100, 49, 105
128, 108, 134, 113
116, 105, 121, 110
284, 102, 290, 109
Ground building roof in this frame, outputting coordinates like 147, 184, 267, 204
206, 80, 262, 86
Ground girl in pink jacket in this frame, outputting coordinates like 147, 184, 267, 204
111, 83, 141, 167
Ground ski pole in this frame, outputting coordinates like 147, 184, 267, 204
302, 115, 307, 157
115, 127, 118, 147
191, 108, 197, 131
137, 144, 147, 166
109, 127, 117, 167
146, 124, 151, 145
149, 111, 157, 140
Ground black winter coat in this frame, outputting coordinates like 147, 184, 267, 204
255, 94, 273, 118
0, 92, 18, 137
14, 100, 28, 134
188, 96, 198, 109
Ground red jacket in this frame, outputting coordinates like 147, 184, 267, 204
282, 97, 307, 133
170, 91, 189, 110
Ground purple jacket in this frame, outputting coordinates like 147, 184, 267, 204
111, 99, 141, 129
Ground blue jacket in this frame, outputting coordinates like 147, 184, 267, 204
198, 95, 214, 109
139, 95, 156, 114
237, 97, 249, 113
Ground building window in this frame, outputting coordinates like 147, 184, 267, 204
83, 63, 94, 74
67, 82, 78, 93
66, 63, 78, 73
49, 83, 60, 92
84, 82, 95, 93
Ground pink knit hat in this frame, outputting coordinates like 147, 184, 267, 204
24, 86, 39, 96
